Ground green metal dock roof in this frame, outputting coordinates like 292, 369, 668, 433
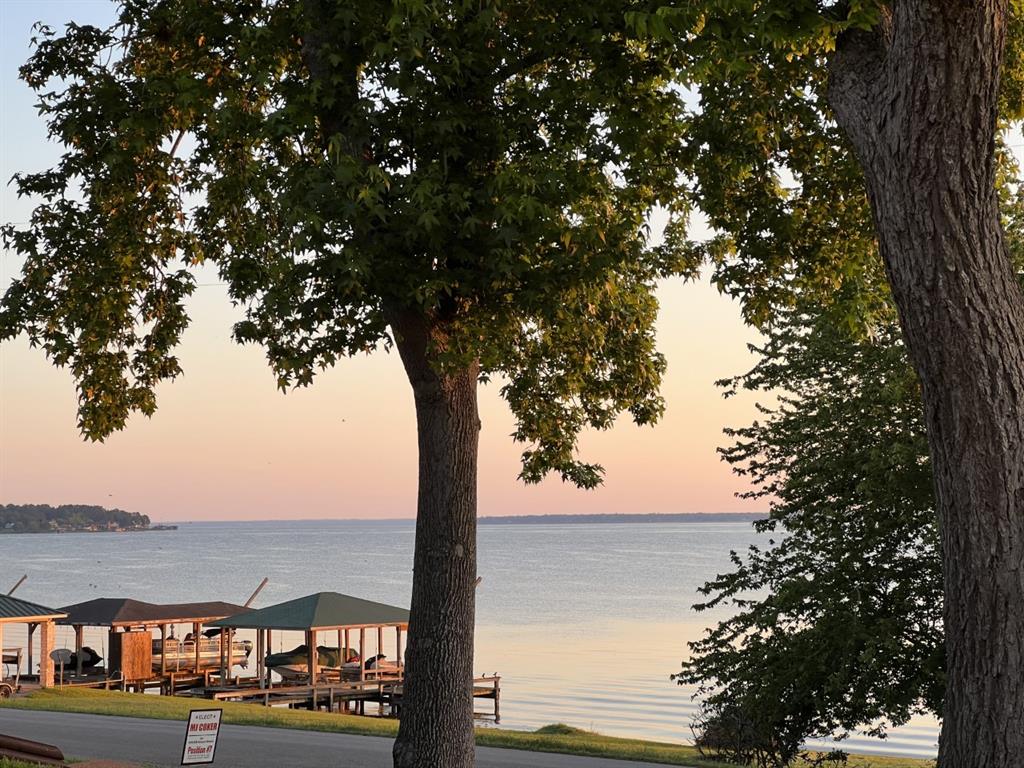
209, 592, 409, 631
0, 594, 67, 622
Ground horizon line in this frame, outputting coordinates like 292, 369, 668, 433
147, 511, 768, 524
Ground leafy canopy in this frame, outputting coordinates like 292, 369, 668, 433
2, 0, 695, 487
629, 0, 1024, 328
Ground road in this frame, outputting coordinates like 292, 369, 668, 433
0, 709, 681, 768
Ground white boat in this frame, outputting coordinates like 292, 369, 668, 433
273, 663, 319, 681
263, 645, 399, 681
266, 645, 351, 681
152, 635, 252, 670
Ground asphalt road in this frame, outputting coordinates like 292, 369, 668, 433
0, 709, 681, 768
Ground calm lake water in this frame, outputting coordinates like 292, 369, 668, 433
0, 520, 938, 758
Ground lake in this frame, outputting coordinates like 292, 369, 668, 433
0, 519, 938, 758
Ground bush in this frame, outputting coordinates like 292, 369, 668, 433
693, 703, 848, 768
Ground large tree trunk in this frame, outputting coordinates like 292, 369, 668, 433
389, 308, 480, 768
829, 2, 1024, 764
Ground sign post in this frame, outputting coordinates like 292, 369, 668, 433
181, 708, 223, 765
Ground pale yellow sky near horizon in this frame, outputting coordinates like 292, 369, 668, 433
0, 268, 767, 521
0, 0, 769, 521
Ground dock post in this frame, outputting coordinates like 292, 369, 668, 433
494, 676, 501, 723
311, 630, 318, 679
359, 628, 365, 683
74, 625, 83, 677
260, 630, 268, 692
256, 629, 264, 689
26, 623, 35, 682
159, 624, 167, 678
38, 622, 54, 688
306, 629, 318, 686
358, 627, 366, 715
219, 628, 226, 684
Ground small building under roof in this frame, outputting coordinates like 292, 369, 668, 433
0, 594, 67, 689
210, 592, 409, 686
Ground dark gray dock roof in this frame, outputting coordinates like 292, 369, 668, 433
0, 594, 67, 622
58, 598, 248, 627
209, 592, 409, 631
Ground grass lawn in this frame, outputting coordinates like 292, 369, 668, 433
1, 688, 934, 768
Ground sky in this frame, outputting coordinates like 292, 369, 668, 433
0, 0, 767, 521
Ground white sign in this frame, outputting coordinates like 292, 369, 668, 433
181, 708, 223, 765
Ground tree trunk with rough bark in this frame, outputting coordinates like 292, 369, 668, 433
829, 2, 1024, 765
389, 308, 480, 768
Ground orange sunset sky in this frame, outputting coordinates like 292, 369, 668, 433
0, 1, 765, 522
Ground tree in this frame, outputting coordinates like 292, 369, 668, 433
677, 298, 943, 765
672, 41, 1024, 758
630, 1, 1024, 761
828, 13, 1024, 759
0, 3, 692, 766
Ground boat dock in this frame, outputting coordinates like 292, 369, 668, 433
196, 591, 499, 722
7, 590, 501, 724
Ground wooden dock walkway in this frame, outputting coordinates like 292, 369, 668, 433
49, 666, 502, 723
199, 675, 501, 722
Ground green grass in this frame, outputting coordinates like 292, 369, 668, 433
1, 688, 934, 768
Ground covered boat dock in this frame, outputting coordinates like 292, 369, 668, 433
57, 598, 250, 685
210, 591, 410, 689
0, 595, 67, 691
207, 592, 500, 720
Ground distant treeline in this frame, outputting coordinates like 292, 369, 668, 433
478, 512, 765, 525
0, 504, 151, 533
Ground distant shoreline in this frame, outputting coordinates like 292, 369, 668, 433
478, 512, 765, 525
0, 503, 171, 534
0, 524, 178, 534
